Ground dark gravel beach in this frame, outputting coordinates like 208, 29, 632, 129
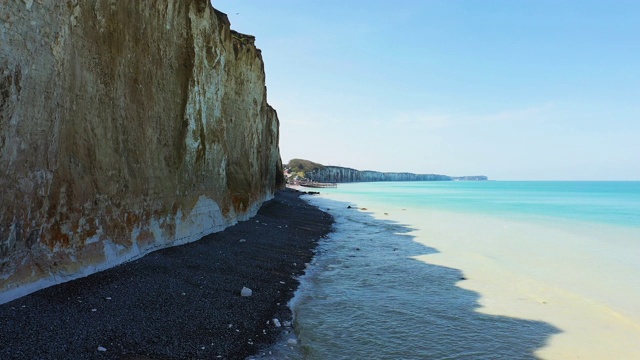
0, 189, 333, 360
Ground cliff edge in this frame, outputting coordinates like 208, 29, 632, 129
0, 0, 282, 302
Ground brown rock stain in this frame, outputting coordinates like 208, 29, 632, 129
135, 230, 156, 248
46, 221, 71, 249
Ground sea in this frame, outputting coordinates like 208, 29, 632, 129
252, 181, 640, 360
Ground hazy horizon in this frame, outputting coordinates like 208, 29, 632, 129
213, 1, 639, 181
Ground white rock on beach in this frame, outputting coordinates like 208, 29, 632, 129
287, 338, 298, 345
97, 346, 107, 352
240, 286, 253, 297
272, 318, 281, 328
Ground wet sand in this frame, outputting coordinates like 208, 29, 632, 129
0, 189, 333, 360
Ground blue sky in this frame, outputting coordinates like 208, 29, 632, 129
212, 1, 639, 180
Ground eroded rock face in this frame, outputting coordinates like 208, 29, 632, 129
0, 0, 282, 302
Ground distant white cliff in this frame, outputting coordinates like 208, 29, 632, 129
306, 166, 487, 183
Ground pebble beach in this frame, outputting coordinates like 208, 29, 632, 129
0, 189, 332, 360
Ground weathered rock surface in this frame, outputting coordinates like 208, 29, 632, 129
306, 166, 487, 183
0, 0, 283, 302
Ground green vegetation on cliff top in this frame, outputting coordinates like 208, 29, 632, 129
286, 159, 325, 174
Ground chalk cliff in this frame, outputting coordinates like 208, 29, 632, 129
306, 166, 487, 183
0, 0, 282, 302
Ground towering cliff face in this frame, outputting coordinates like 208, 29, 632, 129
0, 0, 282, 302
306, 166, 487, 183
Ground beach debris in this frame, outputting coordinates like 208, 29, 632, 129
347, 205, 352, 209
287, 338, 298, 345
97, 346, 107, 352
361, 208, 368, 210
229, 324, 233, 328
279, 281, 285, 284
273, 318, 282, 327
105, 297, 112, 300
283, 320, 292, 327
384, 212, 388, 215
459, 276, 467, 281
241, 286, 253, 297
91, 308, 97, 312
239, 239, 246, 243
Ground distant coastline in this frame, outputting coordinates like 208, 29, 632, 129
285, 159, 487, 184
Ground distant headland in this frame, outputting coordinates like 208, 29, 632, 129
285, 159, 488, 184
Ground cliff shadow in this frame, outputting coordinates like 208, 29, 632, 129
297, 196, 561, 359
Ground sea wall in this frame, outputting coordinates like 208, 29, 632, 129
0, 0, 282, 302
306, 166, 453, 183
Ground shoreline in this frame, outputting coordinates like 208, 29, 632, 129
0, 189, 333, 360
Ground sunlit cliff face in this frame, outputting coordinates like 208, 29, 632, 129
0, 0, 282, 302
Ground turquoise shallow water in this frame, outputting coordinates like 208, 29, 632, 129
318, 181, 640, 228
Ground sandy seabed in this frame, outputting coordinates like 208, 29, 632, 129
0, 189, 333, 360
362, 202, 640, 360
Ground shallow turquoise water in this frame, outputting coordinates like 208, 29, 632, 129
319, 181, 640, 228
